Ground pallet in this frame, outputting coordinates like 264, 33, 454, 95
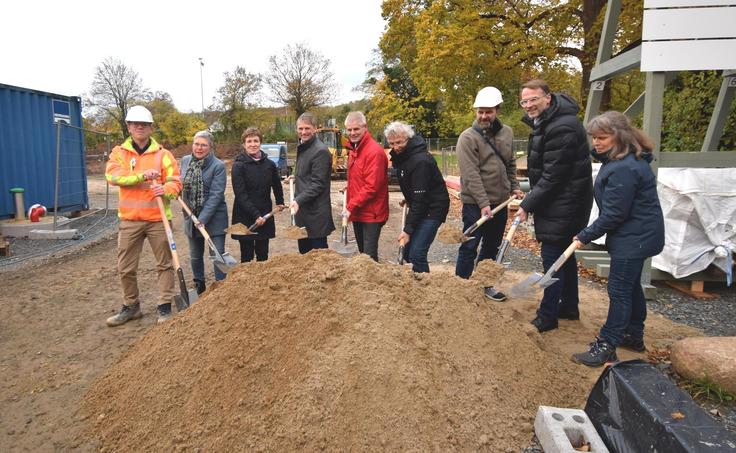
0, 235, 10, 257
665, 280, 718, 300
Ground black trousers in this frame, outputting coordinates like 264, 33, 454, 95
353, 221, 384, 262
239, 239, 269, 262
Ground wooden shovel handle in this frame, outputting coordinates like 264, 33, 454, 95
156, 196, 181, 270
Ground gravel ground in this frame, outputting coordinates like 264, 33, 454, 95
0, 210, 119, 272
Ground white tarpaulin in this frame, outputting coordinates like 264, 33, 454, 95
587, 166, 736, 281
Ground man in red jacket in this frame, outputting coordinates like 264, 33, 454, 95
344, 111, 389, 261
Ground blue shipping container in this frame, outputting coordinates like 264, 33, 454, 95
0, 83, 89, 219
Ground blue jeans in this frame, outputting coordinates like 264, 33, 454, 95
455, 203, 508, 279
403, 218, 441, 273
537, 240, 579, 319
188, 234, 226, 282
298, 237, 328, 254
600, 257, 647, 347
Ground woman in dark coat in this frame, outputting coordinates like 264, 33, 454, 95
231, 127, 285, 262
571, 111, 665, 367
385, 121, 449, 273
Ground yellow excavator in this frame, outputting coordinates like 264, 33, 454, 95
317, 127, 348, 180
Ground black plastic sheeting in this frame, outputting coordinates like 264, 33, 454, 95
585, 360, 736, 452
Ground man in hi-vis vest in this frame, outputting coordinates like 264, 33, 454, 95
105, 105, 182, 326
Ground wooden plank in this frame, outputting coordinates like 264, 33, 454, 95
665, 280, 718, 299
645, 0, 735, 8
643, 7, 736, 41
659, 151, 736, 168
589, 46, 641, 82
642, 39, 736, 71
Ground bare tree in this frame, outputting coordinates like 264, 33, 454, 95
86, 57, 150, 137
266, 43, 336, 116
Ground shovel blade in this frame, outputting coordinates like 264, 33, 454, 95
508, 272, 544, 298
537, 276, 560, 289
174, 290, 199, 312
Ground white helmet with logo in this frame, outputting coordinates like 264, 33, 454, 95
125, 105, 154, 123
473, 87, 504, 108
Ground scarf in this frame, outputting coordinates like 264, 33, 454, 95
183, 157, 205, 215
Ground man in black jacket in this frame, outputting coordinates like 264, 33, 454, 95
290, 112, 335, 254
517, 79, 593, 333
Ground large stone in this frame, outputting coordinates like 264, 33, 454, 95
671, 336, 736, 395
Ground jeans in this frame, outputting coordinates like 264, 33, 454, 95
187, 234, 226, 282
239, 239, 269, 262
537, 240, 579, 319
600, 257, 647, 347
403, 218, 441, 273
455, 203, 508, 279
353, 221, 384, 262
298, 236, 328, 254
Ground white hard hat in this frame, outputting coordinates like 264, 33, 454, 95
473, 87, 504, 108
125, 105, 154, 123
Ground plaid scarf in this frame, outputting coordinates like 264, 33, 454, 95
183, 157, 205, 215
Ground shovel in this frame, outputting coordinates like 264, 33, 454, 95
178, 197, 238, 275
230, 207, 282, 236
495, 214, 521, 265
397, 201, 408, 265
333, 189, 357, 256
155, 194, 197, 311
285, 176, 308, 239
460, 196, 516, 243
509, 241, 579, 298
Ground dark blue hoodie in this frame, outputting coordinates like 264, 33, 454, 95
577, 149, 664, 259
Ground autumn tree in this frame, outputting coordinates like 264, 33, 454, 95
371, 0, 644, 136
86, 57, 150, 138
266, 43, 336, 116
213, 66, 263, 140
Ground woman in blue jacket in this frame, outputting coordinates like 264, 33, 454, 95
180, 131, 229, 293
571, 111, 664, 367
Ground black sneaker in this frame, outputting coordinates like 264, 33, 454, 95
530, 315, 558, 333
106, 303, 143, 327
572, 338, 618, 367
558, 309, 580, 320
619, 334, 646, 353
157, 303, 173, 324
484, 286, 507, 302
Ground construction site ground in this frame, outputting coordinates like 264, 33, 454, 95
1, 176, 734, 451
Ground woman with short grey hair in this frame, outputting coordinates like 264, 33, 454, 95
180, 130, 229, 293
386, 121, 449, 273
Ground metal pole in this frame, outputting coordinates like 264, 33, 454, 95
105, 133, 111, 213
199, 57, 205, 114
53, 121, 62, 231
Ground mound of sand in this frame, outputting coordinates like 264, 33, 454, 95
82, 250, 589, 451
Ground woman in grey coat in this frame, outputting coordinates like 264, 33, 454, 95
290, 112, 335, 254
180, 130, 229, 293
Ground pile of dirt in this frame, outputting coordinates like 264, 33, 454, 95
81, 250, 589, 451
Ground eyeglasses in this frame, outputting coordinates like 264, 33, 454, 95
193, 143, 210, 148
519, 95, 547, 107
387, 138, 408, 146
128, 121, 152, 128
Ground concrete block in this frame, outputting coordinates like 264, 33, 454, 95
534, 406, 609, 453
596, 263, 610, 278
581, 256, 611, 269
29, 229, 79, 240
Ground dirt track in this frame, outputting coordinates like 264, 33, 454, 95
0, 176, 702, 451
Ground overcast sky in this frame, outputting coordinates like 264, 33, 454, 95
1, 0, 386, 113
